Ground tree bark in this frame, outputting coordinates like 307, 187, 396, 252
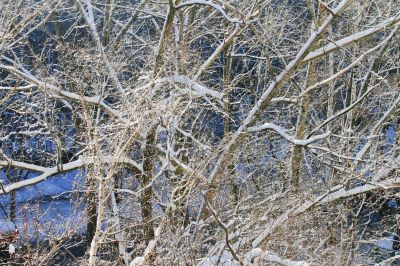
140, 124, 158, 244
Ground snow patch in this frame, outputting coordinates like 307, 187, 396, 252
130, 257, 145, 266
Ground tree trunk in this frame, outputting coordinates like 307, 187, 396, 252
86, 176, 97, 250
140, 124, 158, 244
290, 61, 315, 191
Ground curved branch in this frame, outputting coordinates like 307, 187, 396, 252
175, 0, 240, 24
248, 123, 330, 146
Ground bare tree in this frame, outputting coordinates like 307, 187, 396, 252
0, 0, 399, 265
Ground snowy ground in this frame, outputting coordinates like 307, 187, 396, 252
0, 169, 86, 240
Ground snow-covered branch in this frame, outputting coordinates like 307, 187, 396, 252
77, 0, 125, 95
0, 60, 125, 121
252, 156, 400, 248
2, 0, 399, 263
0, 156, 143, 194
263, 251, 309, 266
0, 158, 48, 173
303, 14, 400, 63
0, 159, 85, 195
248, 123, 330, 146
176, 0, 240, 24
205, 0, 353, 186
169, 74, 223, 100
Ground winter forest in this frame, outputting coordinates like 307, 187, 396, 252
0, 0, 399, 265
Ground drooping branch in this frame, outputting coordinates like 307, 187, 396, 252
247, 123, 330, 146
175, 0, 240, 24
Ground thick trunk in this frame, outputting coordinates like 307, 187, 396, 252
88, 173, 107, 266
290, 62, 315, 191
110, 190, 129, 265
326, 38, 337, 185
10, 190, 16, 224
140, 124, 158, 243
289, 2, 324, 192
223, 44, 239, 205
171, 130, 190, 229
102, 0, 114, 46
394, 213, 400, 250
86, 177, 97, 250
153, 1, 176, 76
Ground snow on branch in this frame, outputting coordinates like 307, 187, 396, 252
0, 156, 143, 195
77, 0, 125, 95
303, 14, 400, 63
204, 0, 352, 188
160, 74, 297, 105
319, 176, 400, 204
169, 74, 223, 100
0, 84, 36, 91
0, 59, 125, 122
263, 251, 310, 266
247, 123, 330, 146
175, 0, 240, 24
0, 159, 85, 195
0, 158, 48, 173
252, 155, 400, 248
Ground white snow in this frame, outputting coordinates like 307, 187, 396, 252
263, 252, 310, 266
130, 257, 145, 266
169, 74, 223, 100
303, 15, 400, 63
197, 249, 310, 266
8, 243, 15, 254
197, 252, 239, 266
248, 123, 330, 146
176, 1, 240, 24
